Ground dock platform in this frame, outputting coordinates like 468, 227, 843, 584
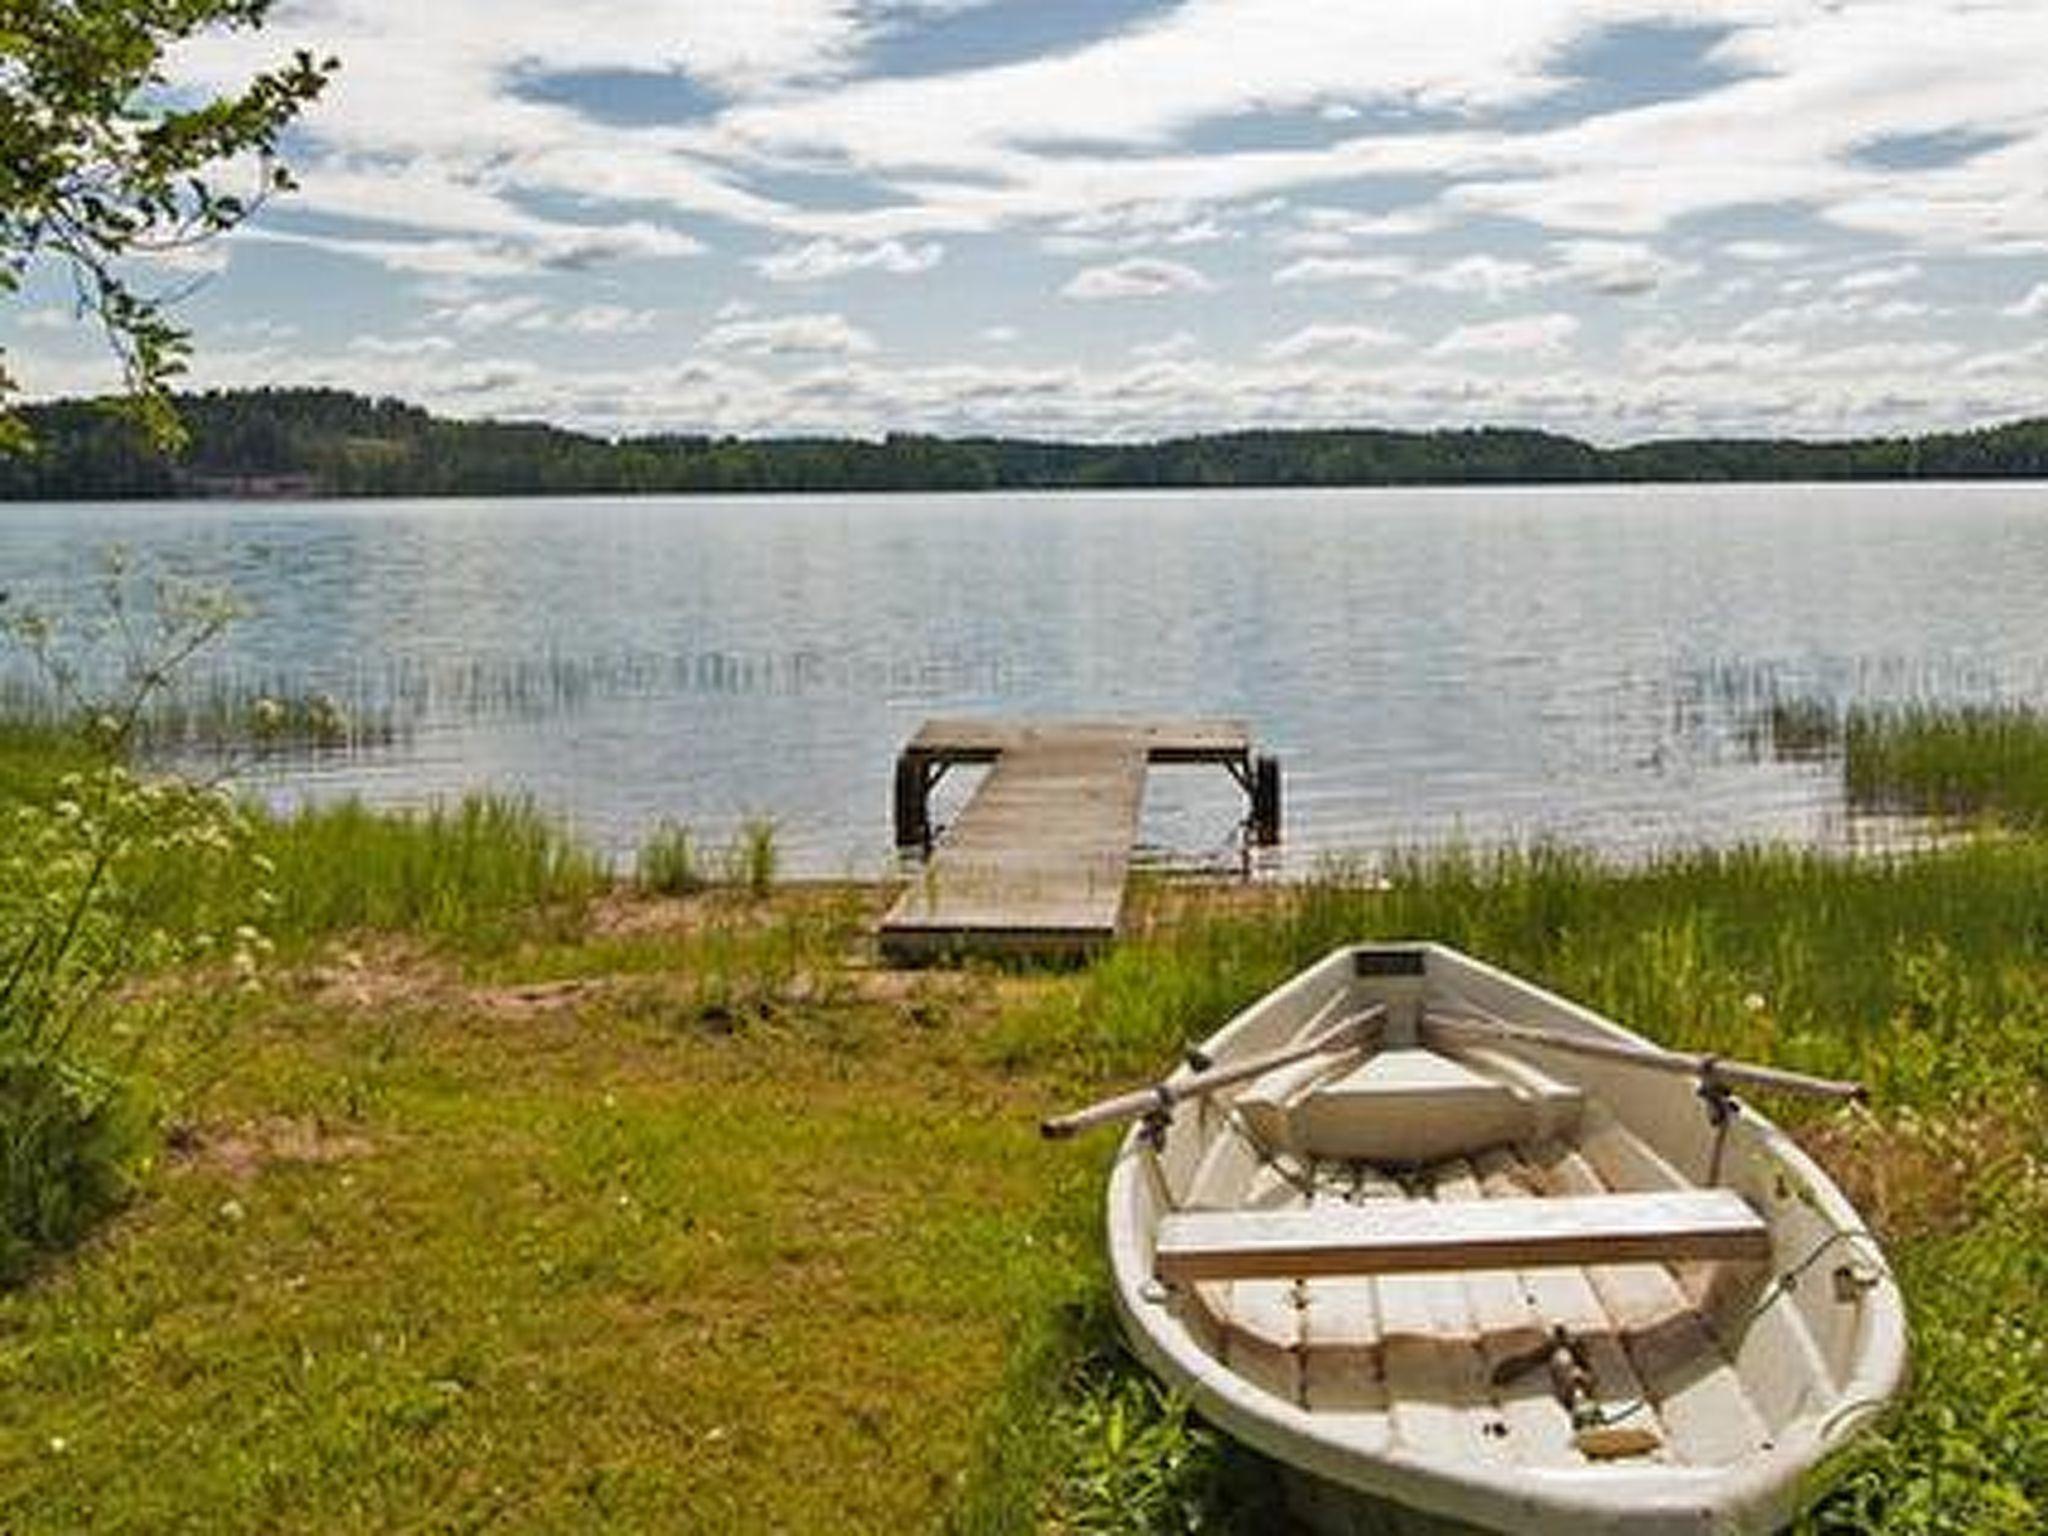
879, 719, 1278, 962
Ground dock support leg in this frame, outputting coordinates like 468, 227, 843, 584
894, 753, 933, 852
1250, 754, 1281, 846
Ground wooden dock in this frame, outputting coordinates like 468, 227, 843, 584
879, 719, 1278, 962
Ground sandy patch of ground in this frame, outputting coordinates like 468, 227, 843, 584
168, 1115, 377, 1183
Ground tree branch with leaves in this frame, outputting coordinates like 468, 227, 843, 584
1, 0, 335, 451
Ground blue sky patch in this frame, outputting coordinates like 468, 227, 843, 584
1509, 21, 1755, 129
862, 0, 1177, 79
1851, 128, 2018, 170
510, 67, 725, 128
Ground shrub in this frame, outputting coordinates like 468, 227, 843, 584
0, 1053, 139, 1286
0, 556, 264, 1279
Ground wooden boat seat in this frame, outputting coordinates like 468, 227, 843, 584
1235, 1046, 1584, 1164
1154, 1191, 1770, 1283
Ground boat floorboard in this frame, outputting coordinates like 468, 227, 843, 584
1187, 1124, 1777, 1470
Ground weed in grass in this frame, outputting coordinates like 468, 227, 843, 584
725, 817, 780, 898
636, 819, 706, 896
1046, 1374, 1229, 1532
634, 817, 778, 901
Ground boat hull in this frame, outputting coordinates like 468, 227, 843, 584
1106, 943, 1907, 1536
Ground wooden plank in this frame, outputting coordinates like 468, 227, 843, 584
907, 716, 1250, 762
1298, 1174, 1390, 1445
1429, 1160, 1580, 1465
1152, 1191, 1770, 1283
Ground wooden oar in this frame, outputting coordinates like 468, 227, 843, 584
1040, 1003, 1387, 1140
1422, 1009, 1866, 1103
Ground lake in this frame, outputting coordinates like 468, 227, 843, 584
4, 482, 2046, 875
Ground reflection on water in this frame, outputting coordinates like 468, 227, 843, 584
3, 483, 2046, 874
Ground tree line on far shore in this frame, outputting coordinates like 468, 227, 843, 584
4, 387, 2047, 500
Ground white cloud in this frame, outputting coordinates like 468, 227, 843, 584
1627, 335, 1804, 377
1431, 312, 1579, 358
236, 221, 702, 279
1722, 240, 1808, 263
2002, 282, 2048, 317
15, 306, 74, 331
349, 334, 459, 357
437, 294, 550, 332
1959, 339, 2048, 376
980, 325, 1019, 344
1837, 263, 1922, 294
1263, 323, 1405, 360
557, 304, 661, 335
1426, 254, 1544, 300
217, 317, 303, 343
756, 238, 944, 282
1061, 257, 1215, 300
1272, 255, 1414, 286
1552, 240, 1687, 297
700, 312, 876, 357
1733, 292, 1936, 340
1133, 330, 1202, 360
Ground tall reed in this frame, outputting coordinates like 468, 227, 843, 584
1844, 702, 2048, 827
252, 793, 605, 950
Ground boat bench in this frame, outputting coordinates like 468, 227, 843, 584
1154, 1191, 1770, 1283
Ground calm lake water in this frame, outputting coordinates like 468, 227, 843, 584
5, 483, 2047, 875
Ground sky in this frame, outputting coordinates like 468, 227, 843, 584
7, 0, 2048, 443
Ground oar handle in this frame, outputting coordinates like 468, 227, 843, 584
1423, 1011, 1867, 1103
1039, 1085, 1171, 1141
1041, 1004, 1386, 1140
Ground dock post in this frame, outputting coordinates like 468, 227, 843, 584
1250, 754, 1281, 846
893, 752, 932, 852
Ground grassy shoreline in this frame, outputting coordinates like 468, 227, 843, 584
4, 717, 2048, 1530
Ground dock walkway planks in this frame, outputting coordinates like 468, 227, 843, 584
879, 719, 1259, 962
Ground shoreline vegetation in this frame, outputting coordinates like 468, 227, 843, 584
4, 388, 2048, 501
2, 706, 2048, 1529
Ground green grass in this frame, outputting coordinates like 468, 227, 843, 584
635, 818, 782, 902
0, 939, 1088, 1533
1846, 703, 2048, 828
249, 793, 607, 953
3, 843, 2045, 1531
0, 720, 93, 806
0, 719, 602, 960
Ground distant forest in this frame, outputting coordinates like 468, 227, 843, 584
5, 388, 2048, 499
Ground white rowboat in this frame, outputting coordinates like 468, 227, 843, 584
1092, 943, 1906, 1535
